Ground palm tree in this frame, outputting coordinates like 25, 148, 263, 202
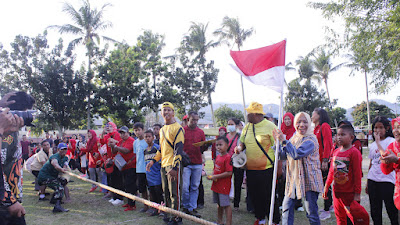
48, 0, 116, 129
345, 53, 372, 131
214, 16, 254, 122
182, 22, 220, 127
295, 56, 318, 82
312, 49, 344, 108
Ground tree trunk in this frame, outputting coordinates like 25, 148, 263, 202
209, 93, 216, 128
364, 69, 371, 132
153, 73, 159, 122
87, 54, 91, 130
324, 79, 332, 109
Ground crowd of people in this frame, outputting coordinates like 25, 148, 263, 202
2, 94, 400, 225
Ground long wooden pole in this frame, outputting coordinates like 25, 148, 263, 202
65, 171, 215, 225
268, 89, 284, 225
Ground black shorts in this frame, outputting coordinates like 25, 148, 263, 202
137, 173, 147, 193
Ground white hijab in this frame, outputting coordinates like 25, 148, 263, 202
290, 112, 314, 148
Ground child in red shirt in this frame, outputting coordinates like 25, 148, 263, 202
323, 124, 369, 225
207, 136, 233, 225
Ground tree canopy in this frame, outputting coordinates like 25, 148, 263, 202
309, 0, 400, 93
214, 105, 245, 127
351, 101, 395, 127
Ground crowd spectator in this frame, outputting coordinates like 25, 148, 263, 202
146, 102, 184, 225
182, 111, 206, 218
236, 102, 279, 225
312, 108, 333, 220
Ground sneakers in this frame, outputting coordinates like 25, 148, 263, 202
112, 199, 124, 206
89, 186, 98, 193
140, 207, 148, 213
182, 208, 201, 218
122, 203, 130, 208
108, 198, 115, 203
319, 211, 331, 221
124, 205, 136, 211
254, 219, 260, 225
191, 209, 201, 218
329, 205, 334, 212
296, 206, 305, 212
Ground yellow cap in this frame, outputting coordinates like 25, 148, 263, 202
245, 102, 265, 115
161, 102, 174, 111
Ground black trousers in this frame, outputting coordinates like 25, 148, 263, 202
246, 169, 280, 223
122, 168, 137, 206
197, 177, 204, 206
149, 184, 164, 204
233, 167, 245, 208
368, 179, 399, 225
110, 166, 124, 200
322, 168, 332, 211
0, 205, 26, 225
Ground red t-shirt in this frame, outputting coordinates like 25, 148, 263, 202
227, 133, 239, 156
20, 141, 30, 155
100, 132, 122, 159
381, 141, 400, 210
117, 136, 136, 171
183, 126, 205, 165
67, 139, 77, 159
326, 146, 362, 194
81, 140, 103, 168
314, 123, 333, 162
211, 153, 233, 195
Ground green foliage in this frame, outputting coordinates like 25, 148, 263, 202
214, 105, 245, 127
284, 79, 330, 115
95, 30, 174, 127
327, 107, 347, 127
351, 101, 395, 127
0, 34, 87, 131
214, 16, 254, 50
170, 22, 219, 117
309, 0, 400, 93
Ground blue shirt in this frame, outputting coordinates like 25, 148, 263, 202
144, 144, 162, 186
134, 139, 148, 173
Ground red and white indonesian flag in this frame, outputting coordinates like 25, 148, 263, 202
230, 40, 286, 92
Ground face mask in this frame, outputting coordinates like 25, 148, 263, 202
227, 125, 236, 132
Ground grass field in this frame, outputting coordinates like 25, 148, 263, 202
22, 148, 387, 225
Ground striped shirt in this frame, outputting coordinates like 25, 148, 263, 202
281, 135, 324, 199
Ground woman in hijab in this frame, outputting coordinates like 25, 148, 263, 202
80, 130, 103, 192
100, 122, 123, 202
273, 112, 324, 225
281, 112, 296, 140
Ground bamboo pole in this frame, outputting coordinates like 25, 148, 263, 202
65, 171, 215, 225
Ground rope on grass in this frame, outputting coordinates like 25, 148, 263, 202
65, 171, 216, 225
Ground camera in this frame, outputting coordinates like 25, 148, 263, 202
5, 91, 36, 126
9, 110, 36, 127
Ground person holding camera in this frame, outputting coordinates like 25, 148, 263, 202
0, 92, 27, 225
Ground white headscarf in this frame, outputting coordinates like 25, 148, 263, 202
290, 112, 314, 148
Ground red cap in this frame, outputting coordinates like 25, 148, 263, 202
182, 115, 188, 121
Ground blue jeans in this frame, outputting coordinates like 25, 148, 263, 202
182, 164, 202, 211
282, 191, 320, 225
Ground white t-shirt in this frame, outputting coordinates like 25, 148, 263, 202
367, 137, 396, 183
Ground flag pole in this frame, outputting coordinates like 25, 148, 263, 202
240, 76, 248, 123
269, 88, 284, 225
